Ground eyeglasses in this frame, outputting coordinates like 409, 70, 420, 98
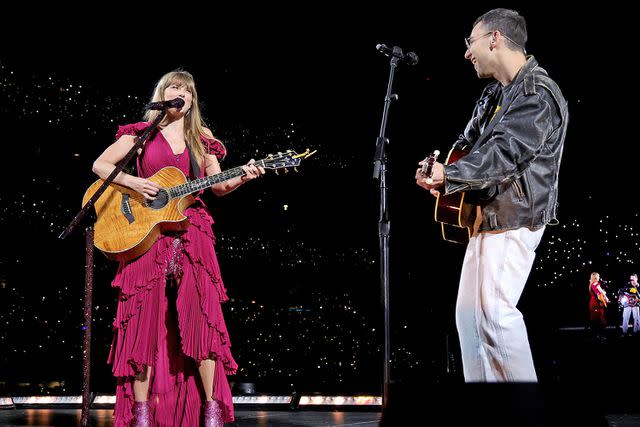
465, 31, 526, 53
464, 32, 493, 49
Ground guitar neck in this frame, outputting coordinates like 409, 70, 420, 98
168, 159, 266, 198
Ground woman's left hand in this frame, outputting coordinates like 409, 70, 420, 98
241, 159, 266, 182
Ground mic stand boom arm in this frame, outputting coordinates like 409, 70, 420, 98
60, 109, 167, 240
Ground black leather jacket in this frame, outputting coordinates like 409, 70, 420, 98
443, 56, 568, 232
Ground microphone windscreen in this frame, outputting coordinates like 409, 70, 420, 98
170, 98, 185, 109
406, 52, 419, 65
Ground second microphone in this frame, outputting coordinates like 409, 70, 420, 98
376, 44, 419, 65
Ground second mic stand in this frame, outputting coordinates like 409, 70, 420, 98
59, 107, 169, 427
373, 50, 401, 412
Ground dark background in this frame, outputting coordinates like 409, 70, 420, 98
0, 4, 637, 397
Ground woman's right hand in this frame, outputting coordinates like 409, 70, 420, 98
125, 176, 162, 200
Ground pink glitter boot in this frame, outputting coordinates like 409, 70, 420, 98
131, 400, 151, 427
203, 400, 224, 427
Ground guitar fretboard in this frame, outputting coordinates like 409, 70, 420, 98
168, 160, 266, 198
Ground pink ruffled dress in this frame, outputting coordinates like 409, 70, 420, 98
106, 122, 237, 426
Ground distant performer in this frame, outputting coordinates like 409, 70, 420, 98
618, 273, 640, 335
92, 69, 265, 426
589, 272, 609, 330
415, 8, 568, 382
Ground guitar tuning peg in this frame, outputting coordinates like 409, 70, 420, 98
294, 167, 298, 173
275, 170, 279, 176
284, 168, 289, 174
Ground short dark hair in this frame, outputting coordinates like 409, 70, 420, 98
632, 273, 638, 278
474, 8, 527, 53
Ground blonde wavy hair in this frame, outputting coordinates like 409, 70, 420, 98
143, 70, 225, 168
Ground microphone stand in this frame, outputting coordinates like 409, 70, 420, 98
373, 48, 402, 411
59, 108, 169, 426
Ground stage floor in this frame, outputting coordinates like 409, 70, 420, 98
1, 409, 640, 426
0, 408, 381, 426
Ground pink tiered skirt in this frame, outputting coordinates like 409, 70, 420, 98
107, 203, 237, 426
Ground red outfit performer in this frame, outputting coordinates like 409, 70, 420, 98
92, 70, 265, 426
589, 272, 609, 329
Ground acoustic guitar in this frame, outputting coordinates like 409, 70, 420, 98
598, 292, 609, 308
421, 145, 476, 244
618, 289, 639, 308
83, 149, 315, 262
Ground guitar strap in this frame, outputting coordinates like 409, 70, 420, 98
470, 86, 513, 151
187, 145, 202, 179
187, 143, 208, 199
134, 128, 156, 178
135, 153, 143, 178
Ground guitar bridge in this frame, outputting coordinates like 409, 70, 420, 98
121, 194, 135, 224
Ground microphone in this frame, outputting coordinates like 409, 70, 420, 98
376, 44, 419, 65
144, 98, 185, 111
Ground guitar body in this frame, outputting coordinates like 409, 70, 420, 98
82, 167, 195, 262
434, 146, 477, 244
619, 292, 639, 308
81, 148, 315, 262
598, 293, 608, 308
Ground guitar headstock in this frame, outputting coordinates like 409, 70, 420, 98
420, 150, 440, 184
261, 148, 317, 173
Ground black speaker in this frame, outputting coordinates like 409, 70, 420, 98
380, 381, 607, 427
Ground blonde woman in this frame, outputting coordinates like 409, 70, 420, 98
588, 272, 609, 330
93, 70, 264, 426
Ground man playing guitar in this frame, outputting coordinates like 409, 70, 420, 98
414, 8, 568, 382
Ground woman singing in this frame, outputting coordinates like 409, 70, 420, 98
92, 69, 264, 426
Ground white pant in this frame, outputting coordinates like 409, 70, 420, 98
622, 306, 640, 333
456, 226, 545, 382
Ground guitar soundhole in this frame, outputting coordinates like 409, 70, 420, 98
146, 189, 169, 210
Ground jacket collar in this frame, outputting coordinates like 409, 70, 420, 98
471, 56, 538, 150
507, 55, 538, 89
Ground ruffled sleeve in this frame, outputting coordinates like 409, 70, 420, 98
201, 135, 227, 161
115, 122, 151, 140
